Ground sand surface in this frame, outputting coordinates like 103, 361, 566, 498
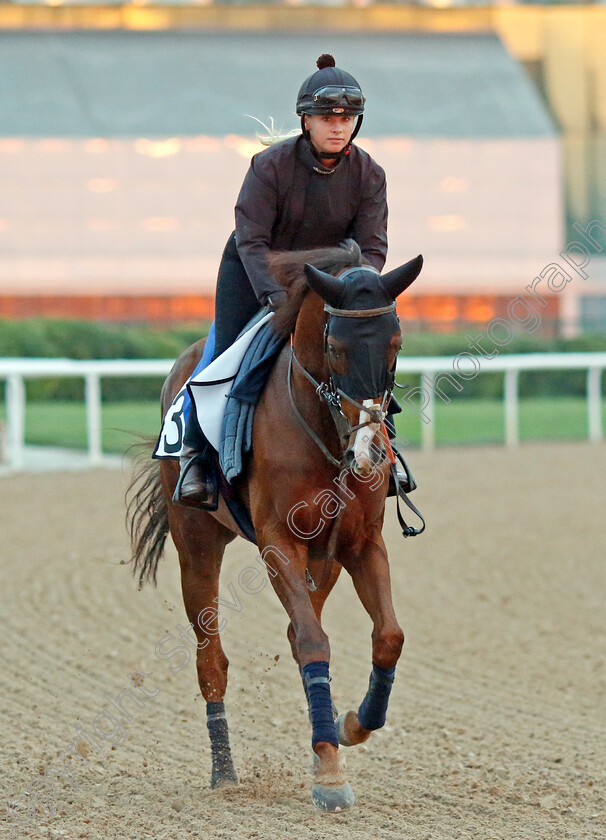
1, 441, 605, 840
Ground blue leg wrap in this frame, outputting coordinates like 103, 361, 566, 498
302, 661, 339, 749
357, 664, 396, 731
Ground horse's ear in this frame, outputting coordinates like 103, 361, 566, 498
303, 264, 345, 308
379, 254, 423, 299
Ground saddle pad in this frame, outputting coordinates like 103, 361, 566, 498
219, 320, 286, 483
154, 312, 273, 459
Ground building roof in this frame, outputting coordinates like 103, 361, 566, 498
1, 30, 556, 138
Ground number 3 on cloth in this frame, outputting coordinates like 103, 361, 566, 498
157, 388, 187, 457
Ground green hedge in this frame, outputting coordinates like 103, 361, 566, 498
1, 319, 605, 402
398, 331, 606, 399
0, 319, 210, 401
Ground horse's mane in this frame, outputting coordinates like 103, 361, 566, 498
269, 239, 370, 337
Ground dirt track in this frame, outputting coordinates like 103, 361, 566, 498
1, 441, 605, 840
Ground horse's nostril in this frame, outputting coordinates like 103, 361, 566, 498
344, 449, 354, 467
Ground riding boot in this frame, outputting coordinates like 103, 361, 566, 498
385, 412, 417, 497
388, 448, 417, 496
172, 441, 219, 509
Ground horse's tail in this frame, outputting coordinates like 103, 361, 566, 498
125, 440, 169, 589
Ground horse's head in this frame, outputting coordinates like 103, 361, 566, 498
304, 254, 423, 477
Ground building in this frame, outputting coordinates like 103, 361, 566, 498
1, 9, 604, 333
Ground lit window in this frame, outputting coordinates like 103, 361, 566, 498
135, 139, 181, 158
423, 297, 458, 323
428, 215, 467, 232
0, 140, 22, 153
464, 297, 496, 323
224, 135, 263, 158
36, 139, 69, 153
141, 217, 179, 231
88, 178, 117, 193
442, 177, 470, 192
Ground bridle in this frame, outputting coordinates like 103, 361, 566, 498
286, 271, 425, 584
287, 296, 398, 593
287, 300, 397, 470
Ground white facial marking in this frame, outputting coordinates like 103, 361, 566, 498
352, 399, 383, 477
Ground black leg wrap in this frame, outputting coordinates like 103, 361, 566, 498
299, 664, 339, 722
302, 661, 339, 749
357, 664, 396, 731
206, 701, 238, 788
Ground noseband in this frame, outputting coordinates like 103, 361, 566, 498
287, 300, 397, 470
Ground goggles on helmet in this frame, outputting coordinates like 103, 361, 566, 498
312, 85, 365, 112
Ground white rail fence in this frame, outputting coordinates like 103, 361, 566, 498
396, 352, 606, 451
0, 353, 604, 472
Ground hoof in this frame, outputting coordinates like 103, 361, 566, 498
312, 781, 355, 813
211, 766, 238, 790
212, 776, 238, 790
335, 711, 372, 747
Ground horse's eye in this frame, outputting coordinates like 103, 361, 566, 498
327, 343, 347, 375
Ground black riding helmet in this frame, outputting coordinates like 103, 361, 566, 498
296, 54, 365, 146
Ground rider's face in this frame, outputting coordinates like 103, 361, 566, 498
304, 115, 355, 158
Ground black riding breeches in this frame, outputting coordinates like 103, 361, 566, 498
183, 235, 261, 450
212, 233, 261, 362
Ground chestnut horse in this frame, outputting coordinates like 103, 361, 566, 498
127, 241, 423, 812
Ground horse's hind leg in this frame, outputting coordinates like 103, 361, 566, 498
169, 505, 238, 789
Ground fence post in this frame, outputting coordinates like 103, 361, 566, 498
6, 373, 26, 471
587, 367, 603, 443
85, 372, 103, 466
421, 371, 435, 451
504, 367, 519, 447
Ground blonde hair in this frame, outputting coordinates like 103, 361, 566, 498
247, 115, 300, 147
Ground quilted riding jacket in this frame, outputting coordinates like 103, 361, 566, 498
234, 134, 388, 306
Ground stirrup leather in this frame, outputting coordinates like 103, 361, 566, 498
388, 452, 425, 538
391, 447, 417, 493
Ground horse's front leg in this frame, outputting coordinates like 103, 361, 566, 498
337, 535, 404, 748
260, 535, 354, 812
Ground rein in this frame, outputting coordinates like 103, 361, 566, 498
287, 349, 343, 469
288, 348, 426, 543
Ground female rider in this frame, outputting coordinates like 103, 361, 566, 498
175, 54, 391, 506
